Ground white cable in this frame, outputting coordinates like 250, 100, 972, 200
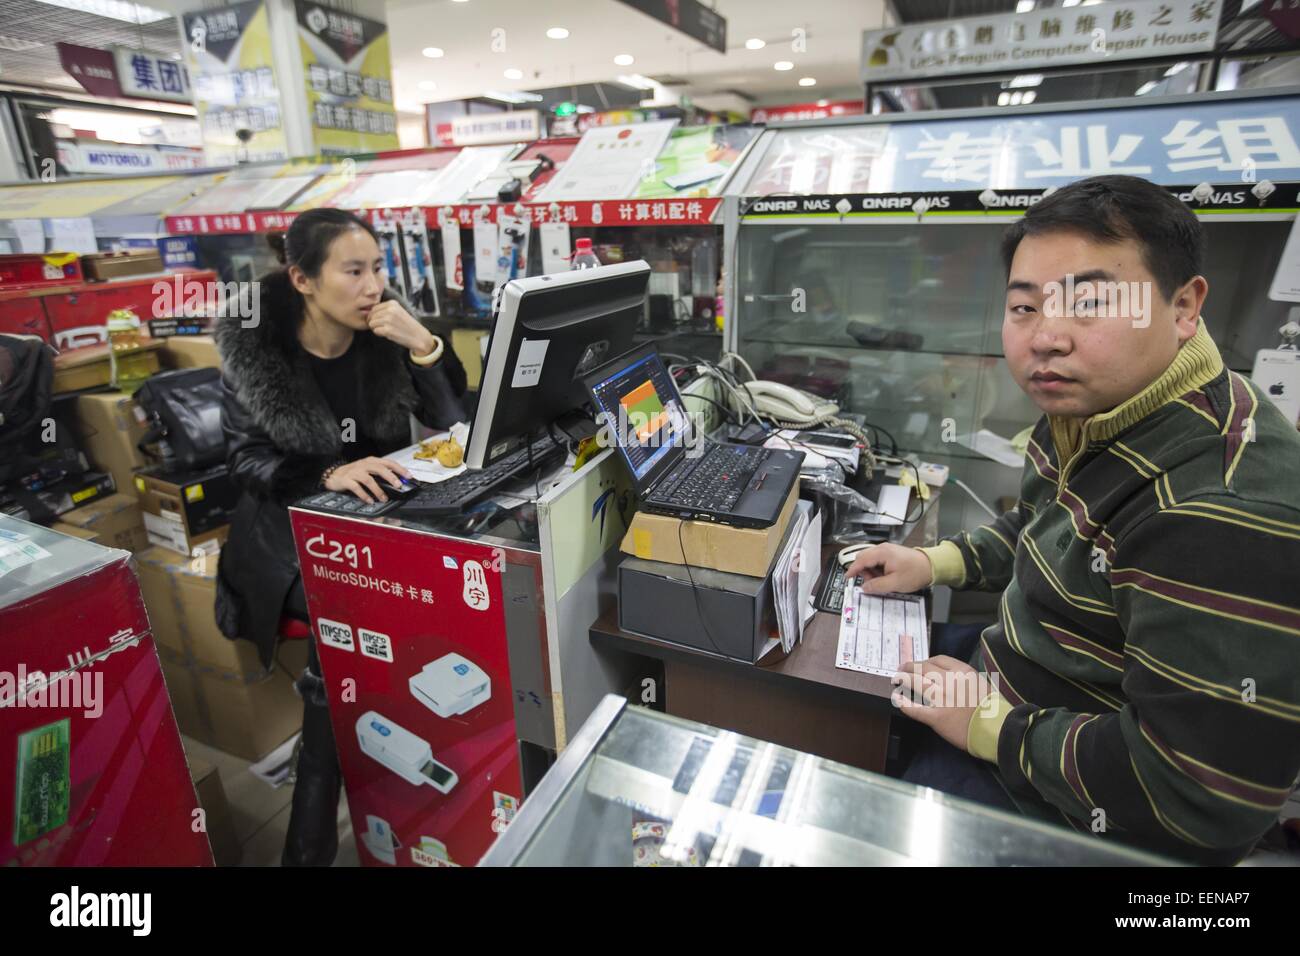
953, 478, 999, 520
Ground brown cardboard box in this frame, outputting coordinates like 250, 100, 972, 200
620, 482, 799, 578
73, 390, 151, 492
188, 756, 241, 866
50, 491, 148, 551
81, 250, 164, 281
52, 339, 163, 393
135, 547, 305, 761
133, 466, 236, 556
160, 334, 221, 370
451, 328, 487, 391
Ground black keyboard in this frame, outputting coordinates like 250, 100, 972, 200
399, 437, 564, 517
295, 488, 408, 519
652, 444, 769, 512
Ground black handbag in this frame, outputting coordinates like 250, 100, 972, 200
0, 334, 55, 485
134, 367, 226, 469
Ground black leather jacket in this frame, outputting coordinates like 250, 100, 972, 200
213, 271, 466, 667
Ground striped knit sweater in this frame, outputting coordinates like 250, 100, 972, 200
921, 320, 1300, 865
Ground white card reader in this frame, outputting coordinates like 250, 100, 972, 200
356, 711, 458, 793
409, 653, 491, 718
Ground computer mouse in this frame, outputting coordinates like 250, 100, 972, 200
838, 544, 869, 567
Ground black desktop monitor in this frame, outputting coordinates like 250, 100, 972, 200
466, 260, 650, 469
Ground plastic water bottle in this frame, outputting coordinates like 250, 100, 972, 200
106, 308, 151, 393
570, 238, 601, 270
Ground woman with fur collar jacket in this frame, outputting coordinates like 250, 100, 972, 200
213, 208, 466, 865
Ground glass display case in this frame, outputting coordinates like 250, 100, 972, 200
720, 88, 1300, 539
481, 695, 1173, 867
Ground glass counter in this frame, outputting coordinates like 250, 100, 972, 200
481, 695, 1174, 867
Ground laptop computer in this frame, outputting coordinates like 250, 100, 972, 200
583, 345, 803, 529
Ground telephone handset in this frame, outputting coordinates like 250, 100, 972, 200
741, 380, 839, 424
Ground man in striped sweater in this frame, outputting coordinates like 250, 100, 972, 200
848, 175, 1300, 864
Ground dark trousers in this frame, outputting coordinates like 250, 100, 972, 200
282, 576, 341, 866
899, 622, 1020, 815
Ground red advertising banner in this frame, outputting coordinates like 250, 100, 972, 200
165, 198, 720, 235
55, 42, 124, 99
750, 100, 864, 124
289, 511, 522, 867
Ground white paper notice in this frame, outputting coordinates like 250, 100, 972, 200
13, 219, 44, 253
511, 338, 549, 388
473, 221, 498, 284
440, 219, 463, 291
50, 217, 97, 254
539, 222, 571, 275
537, 120, 677, 201
955, 429, 1024, 469
1270, 212, 1300, 301
0, 540, 52, 579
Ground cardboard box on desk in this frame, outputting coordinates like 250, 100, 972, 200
620, 482, 798, 578
133, 465, 237, 556
51, 491, 148, 552
618, 517, 797, 663
134, 546, 306, 761
72, 390, 151, 493
51, 340, 164, 394
159, 334, 221, 370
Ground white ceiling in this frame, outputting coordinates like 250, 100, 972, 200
386, 0, 890, 113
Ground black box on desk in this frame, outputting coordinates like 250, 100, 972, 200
618, 519, 795, 663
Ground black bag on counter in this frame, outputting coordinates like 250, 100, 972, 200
134, 367, 226, 470
0, 334, 55, 485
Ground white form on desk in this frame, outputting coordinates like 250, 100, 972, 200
836, 584, 928, 677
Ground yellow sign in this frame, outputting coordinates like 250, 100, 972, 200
183, 0, 288, 166
296, 0, 399, 155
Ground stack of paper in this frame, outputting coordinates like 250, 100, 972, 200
771, 501, 822, 654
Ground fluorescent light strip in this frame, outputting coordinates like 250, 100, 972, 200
30, 0, 171, 25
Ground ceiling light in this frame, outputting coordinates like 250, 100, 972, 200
422, 47, 444, 58
1022, 90, 1036, 104
1062, 0, 1081, 6
997, 91, 1010, 106
504, 68, 523, 80
774, 61, 794, 71
1135, 80, 1158, 95
418, 80, 437, 91
0, 35, 43, 53
1008, 74, 1042, 88
1016, 0, 1035, 11
616, 73, 658, 90
482, 90, 544, 104
798, 77, 816, 87
546, 27, 569, 39
745, 38, 765, 50
613, 53, 634, 66
816, 99, 829, 107
451, 0, 469, 3
30, 0, 170, 24
1164, 61, 1188, 76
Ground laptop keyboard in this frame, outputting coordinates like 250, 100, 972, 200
653, 445, 770, 512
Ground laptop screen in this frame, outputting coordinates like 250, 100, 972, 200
588, 350, 691, 484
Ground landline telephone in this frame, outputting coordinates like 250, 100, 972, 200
740, 380, 840, 424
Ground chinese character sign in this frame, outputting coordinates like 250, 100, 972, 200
862, 0, 1223, 83
112, 47, 192, 103
743, 96, 1300, 195
182, 0, 287, 165
296, 0, 399, 154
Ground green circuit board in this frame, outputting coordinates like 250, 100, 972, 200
14, 718, 70, 846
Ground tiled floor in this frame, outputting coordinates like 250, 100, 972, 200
182, 735, 360, 867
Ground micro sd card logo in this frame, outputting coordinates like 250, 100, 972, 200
453, 663, 469, 676
317, 618, 355, 652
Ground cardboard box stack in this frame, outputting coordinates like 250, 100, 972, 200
134, 548, 305, 761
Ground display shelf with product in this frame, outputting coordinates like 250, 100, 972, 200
721, 87, 1300, 541
481, 695, 1174, 867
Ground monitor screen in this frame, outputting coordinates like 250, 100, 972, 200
467, 261, 649, 469
588, 349, 691, 483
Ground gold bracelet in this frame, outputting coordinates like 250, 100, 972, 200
409, 335, 444, 366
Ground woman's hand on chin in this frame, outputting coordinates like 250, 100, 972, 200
367, 300, 436, 355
